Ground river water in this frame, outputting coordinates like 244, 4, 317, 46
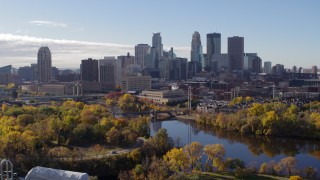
150, 120, 320, 170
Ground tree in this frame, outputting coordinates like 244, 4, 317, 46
118, 94, 137, 112
183, 142, 203, 170
278, 157, 296, 176
147, 156, 169, 180
144, 128, 174, 157
105, 127, 121, 146
224, 158, 245, 171
163, 148, 189, 173
1, 103, 8, 112
7, 83, 16, 89
132, 164, 146, 180
16, 114, 34, 126
259, 162, 268, 174
203, 144, 225, 171
304, 166, 317, 179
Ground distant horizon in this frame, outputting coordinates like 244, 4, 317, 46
1, 0, 319, 69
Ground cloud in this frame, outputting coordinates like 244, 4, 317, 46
29, 20, 68, 28
0, 34, 190, 68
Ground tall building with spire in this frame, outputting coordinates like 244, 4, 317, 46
191, 31, 204, 67
37, 46, 52, 82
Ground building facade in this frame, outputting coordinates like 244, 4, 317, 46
121, 75, 151, 92
191, 31, 204, 68
169, 58, 188, 81
264, 61, 272, 74
37, 47, 52, 82
81, 58, 99, 82
135, 44, 150, 69
207, 33, 221, 62
228, 36, 244, 72
152, 32, 163, 62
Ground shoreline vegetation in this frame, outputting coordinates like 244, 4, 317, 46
179, 99, 320, 140
0, 93, 319, 179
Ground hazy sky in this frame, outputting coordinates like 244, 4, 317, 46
0, 0, 319, 69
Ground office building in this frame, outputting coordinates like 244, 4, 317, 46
118, 53, 134, 75
243, 53, 261, 73
191, 31, 204, 68
228, 36, 244, 72
207, 33, 221, 61
211, 54, 229, 72
145, 47, 157, 69
264, 61, 272, 74
135, 44, 150, 69
81, 58, 99, 82
37, 46, 52, 82
121, 75, 151, 92
169, 58, 188, 81
99, 57, 121, 86
138, 89, 187, 105
152, 32, 163, 61
18, 66, 34, 81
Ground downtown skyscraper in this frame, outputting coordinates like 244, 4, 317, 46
152, 32, 163, 63
207, 33, 221, 61
228, 36, 244, 72
191, 31, 204, 68
135, 44, 150, 69
37, 46, 52, 82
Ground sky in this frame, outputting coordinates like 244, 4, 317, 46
0, 0, 319, 69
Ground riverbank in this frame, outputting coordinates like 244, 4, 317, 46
187, 172, 289, 180
176, 114, 197, 121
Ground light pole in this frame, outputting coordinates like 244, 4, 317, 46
188, 86, 192, 115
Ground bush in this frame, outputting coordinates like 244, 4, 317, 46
289, 175, 302, 180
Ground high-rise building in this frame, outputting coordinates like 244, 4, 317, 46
152, 32, 163, 61
135, 44, 150, 69
81, 58, 98, 82
312, 66, 318, 74
99, 57, 122, 86
191, 31, 204, 69
264, 61, 272, 74
18, 66, 34, 81
211, 54, 229, 72
145, 47, 157, 69
228, 36, 244, 72
207, 33, 221, 62
292, 66, 297, 73
37, 46, 52, 82
243, 53, 261, 73
169, 58, 188, 81
117, 53, 134, 75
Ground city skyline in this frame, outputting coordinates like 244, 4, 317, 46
0, 0, 319, 69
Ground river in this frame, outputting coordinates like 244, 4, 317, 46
150, 120, 320, 170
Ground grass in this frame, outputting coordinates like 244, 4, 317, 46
186, 172, 288, 180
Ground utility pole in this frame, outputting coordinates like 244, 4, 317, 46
273, 84, 275, 99
188, 86, 192, 115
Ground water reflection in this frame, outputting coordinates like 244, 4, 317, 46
150, 120, 320, 169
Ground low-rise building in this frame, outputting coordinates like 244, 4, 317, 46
121, 75, 151, 92
138, 89, 187, 105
